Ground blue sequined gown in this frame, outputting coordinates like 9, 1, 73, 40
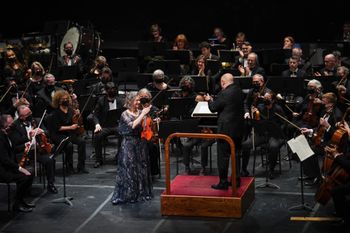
111, 110, 153, 204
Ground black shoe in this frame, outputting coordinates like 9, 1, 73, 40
13, 203, 33, 213
77, 167, 89, 174
47, 183, 58, 194
304, 177, 322, 186
298, 176, 313, 181
21, 200, 35, 208
211, 182, 229, 190
94, 161, 102, 168
268, 171, 275, 180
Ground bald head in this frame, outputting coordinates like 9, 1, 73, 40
221, 73, 234, 89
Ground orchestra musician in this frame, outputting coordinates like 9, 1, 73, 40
7, 105, 58, 194
88, 56, 109, 79
50, 90, 88, 174
2, 49, 30, 89
91, 82, 124, 168
137, 88, 161, 176
0, 114, 34, 212
57, 41, 84, 75
241, 90, 286, 179
145, 69, 170, 92
88, 67, 113, 95
204, 73, 244, 189
301, 92, 343, 186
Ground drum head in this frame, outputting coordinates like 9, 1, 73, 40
60, 27, 80, 56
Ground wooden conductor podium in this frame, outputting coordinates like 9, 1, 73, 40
161, 132, 255, 218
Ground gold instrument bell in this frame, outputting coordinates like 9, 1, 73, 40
221, 61, 233, 69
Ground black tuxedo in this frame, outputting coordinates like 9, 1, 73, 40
92, 95, 124, 164
249, 66, 265, 77
8, 119, 55, 184
281, 69, 306, 78
208, 83, 244, 184
0, 131, 33, 201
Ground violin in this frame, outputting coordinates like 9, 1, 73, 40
140, 104, 159, 142
302, 95, 322, 127
31, 120, 52, 154
72, 112, 85, 136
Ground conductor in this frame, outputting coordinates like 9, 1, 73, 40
204, 73, 244, 189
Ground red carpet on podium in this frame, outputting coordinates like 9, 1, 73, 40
164, 175, 254, 197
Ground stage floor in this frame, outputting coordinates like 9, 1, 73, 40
0, 137, 346, 233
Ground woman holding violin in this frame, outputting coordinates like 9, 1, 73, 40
138, 88, 161, 176
112, 92, 152, 205
7, 105, 57, 194
50, 90, 88, 174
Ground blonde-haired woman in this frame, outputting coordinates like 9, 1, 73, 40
112, 92, 152, 205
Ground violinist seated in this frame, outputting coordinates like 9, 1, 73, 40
241, 90, 285, 179
88, 67, 114, 96
0, 114, 34, 213
91, 82, 124, 168
300, 92, 343, 186
292, 79, 323, 129
7, 106, 58, 194
50, 90, 88, 174
137, 88, 162, 176
335, 66, 350, 113
35, 73, 63, 116
324, 142, 350, 229
243, 74, 270, 120
0, 77, 32, 117
87, 56, 109, 80
145, 69, 170, 92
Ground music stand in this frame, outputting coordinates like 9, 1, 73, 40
50, 137, 73, 206
56, 66, 78, 81
102, 109, 123, 128
287, 135, 314, 212
188, 75, 209, 92
138, 41, 167, 57
218, 50, 239, 63
136, 73, 153, 89
252, 119, 281, 189
206, 59, 221, 75
150, 60, 181, 75
168, 97, 196, 120
110, 57, 138, 73
164, 49, 191, 65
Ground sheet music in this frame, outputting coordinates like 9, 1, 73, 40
191, 101, 217, 118
287, 134, 314, 162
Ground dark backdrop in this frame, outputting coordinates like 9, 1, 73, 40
0, 1, 348, 43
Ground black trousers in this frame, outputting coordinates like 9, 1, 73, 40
182, 138, 215, 167
93, 127, 119, 163
217, 136, 242, 183
53, 134, 86, 168
0, 171, 33, 201
29, 152, 55, 184
331, 181, 350, 222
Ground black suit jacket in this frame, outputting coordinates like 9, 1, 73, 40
281, 69, 306, 78
92, 95, 124, 127
8, 119, 31, 155
208, 83, 244, 138
0, 131, 20, 181
36, 86, 63, 115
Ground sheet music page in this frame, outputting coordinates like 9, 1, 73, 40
287, 134, 314, 162
191, 102, 217, 117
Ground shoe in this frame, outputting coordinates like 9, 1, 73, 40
21, 200, 35, 208
111, 199, 124, 205
47, 183, 58, 194
94, 161, 102, 168
268, 171, 275, 180
13, 203, 33, 213
298, 176, 314, 181
304, 177, 322, 186
211, 182, 229, 190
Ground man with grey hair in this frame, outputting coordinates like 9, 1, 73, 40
204, 73, 244, 189
36, 73, 62, 115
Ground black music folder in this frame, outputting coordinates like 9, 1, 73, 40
164, 49, 191, 65
218, 50, 239, 63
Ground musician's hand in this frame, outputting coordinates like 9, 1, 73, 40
314, 98, 322, 104
292, 112, 300, 117
74, 109, 80, 115
337, 85, 346, 93
25, 142, 31, 149
244, 112, 251, 119
344, 121, 350, 133
94, 124, 102, 133
238, 65, 245, 75
19, 166, 31, 176
314, 72, 321, 76
204, 94, 212, 101
300, 127, 312, 135
142, 105, 152, 115
319, 118, 330, 128
71, 124, 79, 130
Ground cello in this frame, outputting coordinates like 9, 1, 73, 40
315, 146, 350, 205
